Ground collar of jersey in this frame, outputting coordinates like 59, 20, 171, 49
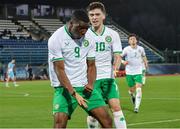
90, 25, 105, 36
64, 25, 73, 38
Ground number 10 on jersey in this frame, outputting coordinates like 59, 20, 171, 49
96, 42, 105, 52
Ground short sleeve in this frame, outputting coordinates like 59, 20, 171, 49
87, 39, 95, 60
121, 48, 127, 57
48, 36, 64, 62
141, 47, 146, 57
112, 31, 122, 55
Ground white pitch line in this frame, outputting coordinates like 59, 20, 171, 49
128, 119, 180, 126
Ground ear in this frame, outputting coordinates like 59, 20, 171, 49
102, 14, 106, 20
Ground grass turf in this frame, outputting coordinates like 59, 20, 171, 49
0, 75, 180, 128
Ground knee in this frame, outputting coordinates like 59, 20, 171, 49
111, 105, 121, 112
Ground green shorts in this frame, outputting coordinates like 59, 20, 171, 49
94, 78, 120, 103
53, 86, 106, 118
126, 74, 142, 87
142, 69, 146, 76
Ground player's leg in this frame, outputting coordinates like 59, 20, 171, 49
107, 79, 127, 129
5, 74, 10, 87
134, 75, 143, 113
142, 69, 146, 85
86, 80, 101, 129
109, 98, 127, 129
90, 106, 112, 128
54, 112, 69, 128
53, 87, 77, 128
126, 75, 136, 104
84, 88, 112, 128
11, 73, 18, 87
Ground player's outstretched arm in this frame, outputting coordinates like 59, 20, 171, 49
85, 59, 96, 91
143, 56, 148, 69
53, 61, 88, 108
113, 54, 121, 77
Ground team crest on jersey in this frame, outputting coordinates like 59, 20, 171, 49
83, 39, 89, 47
105, 36, 112, 43
54, 104, 60, 110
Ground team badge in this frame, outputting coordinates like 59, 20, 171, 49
105, 36, 112, 43
83, 39, 89, 47
54, 104, 60, 110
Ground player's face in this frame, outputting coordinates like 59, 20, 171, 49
88, 9, 105, 28
70, 21, 90, 39
128, 36, 137, 47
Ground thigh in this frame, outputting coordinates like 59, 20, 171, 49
82, 88, 106, 113
134, 74, 143, 85
126, 75, 135, 87
53, 87, 78, 118
89, 106, 112, 128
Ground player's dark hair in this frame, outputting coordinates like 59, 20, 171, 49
128, 33, 139, 42
87, 2, 106, 14
71, 9, 89, 23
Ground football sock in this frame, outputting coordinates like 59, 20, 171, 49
135, 87, 142, 109
113, 111, 127, 129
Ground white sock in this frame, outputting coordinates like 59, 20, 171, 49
142, 76, 146, 85
135, 88, 142, 109
87, 116, 99, 129
128, 90, 135, 97
113, 111, 127, 129
6, 82, 8, 86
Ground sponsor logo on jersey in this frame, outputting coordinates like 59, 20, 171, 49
105, 36, 112, 43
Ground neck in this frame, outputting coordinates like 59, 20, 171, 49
92, 24, 104, 35
131, 45, 137, 48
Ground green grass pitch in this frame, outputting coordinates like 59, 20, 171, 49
0, 75, 180, 128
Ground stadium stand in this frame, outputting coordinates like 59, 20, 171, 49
0, 16, 164, 68
0, 19, 30, 39
32, 18, 64, 34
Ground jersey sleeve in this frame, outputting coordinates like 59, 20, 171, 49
121, 47, 127, 57
87, 39, 95, 60
48, 36, 64, 62
112, 31, 122, 55
141, 47, 146, 57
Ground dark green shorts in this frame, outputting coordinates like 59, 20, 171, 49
94, 78, 120, 103
53, 86, 106, 118
126, 74, 142, 87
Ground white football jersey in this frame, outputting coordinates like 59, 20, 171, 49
87, 26, 122, 79
122, 45, 146, 75
48, 25, 95, 87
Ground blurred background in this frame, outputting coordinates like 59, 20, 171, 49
0, 0, 180, 80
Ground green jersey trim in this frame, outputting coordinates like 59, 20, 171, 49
87, 57, 95, 60
51, 58, 64, 62
90, 25, 105, 36
113, 51, 122, 54
64, 25, 72, 37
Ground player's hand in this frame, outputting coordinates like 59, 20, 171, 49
113, 70, 119, 77
84, 84, 93, 98
84, 84, 93, 92
123, 61, 128, 65
74, 92, 88, 108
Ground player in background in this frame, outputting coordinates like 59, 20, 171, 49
48, 10, 112, 128
121, 33, 148, 113
86, 2, 127, 129
5, 58, 19, 87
